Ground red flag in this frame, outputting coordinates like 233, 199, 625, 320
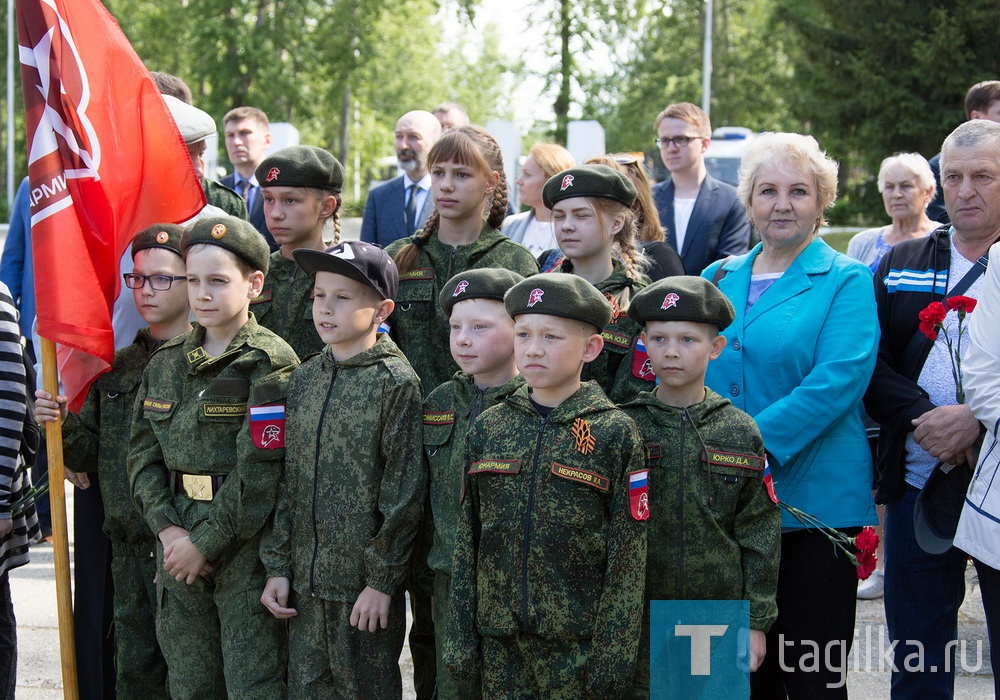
17, 0, 205, 410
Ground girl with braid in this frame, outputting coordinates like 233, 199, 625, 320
387, 125, 539, 392
541, 164, 656, 402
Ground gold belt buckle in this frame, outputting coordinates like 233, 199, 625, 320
181, 474, 214, 501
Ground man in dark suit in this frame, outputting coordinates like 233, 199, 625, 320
360, 110, 441, 247
651, 102, 751, 275
222, 106, 278, 250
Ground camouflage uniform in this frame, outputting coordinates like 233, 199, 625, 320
620, 388, 780, 699
385, 226, 538, 392
252, 251, 325, 359
128, 316, 298, 700
423, 370, 525, 700
259, 334, 425, 699
577, 260, 654, 404
60, 329, 168, 698
446, 381, 647, 699
204, 178, 249, 220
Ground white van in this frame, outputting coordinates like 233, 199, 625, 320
704, 127, 755, 187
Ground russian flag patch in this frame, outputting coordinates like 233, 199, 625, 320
250, 404, 286, 450
629, 469, 650, 521
632, 337, 655, 381
762, 460, 778, 504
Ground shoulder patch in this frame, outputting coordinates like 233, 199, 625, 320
632, 337, 655, 381
423, 410, 455, 425
601, 330, 632, 350
400, 267, 434, 281
249, 404, 286, 449
143, 397, 174, 413
250, 289, 273, 304
550, 462, 610, 492
629, 469, 650, 520
468, 459, 520, 475
704, 449, 765, 471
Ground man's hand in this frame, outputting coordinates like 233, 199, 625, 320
163, 536, 208, 585
261, 577, 298, 619
33, 390, 67, 423
65, 470, 91, 490
350, 586, 391, 633
749, 629, 766, 672
912, 404, 981, 465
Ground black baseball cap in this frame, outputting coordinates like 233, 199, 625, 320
914, 461, 973, 554
293, 241, 399, 300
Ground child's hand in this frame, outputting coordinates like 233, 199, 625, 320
158, 525, 189, 549
163, 536, 208, 585
749, 629, 766, 672
33, 390, 67, 423
350, 586, 391, 633
261, 577, 298, 619
65, 470, 91, 490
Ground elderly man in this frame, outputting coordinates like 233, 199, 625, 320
221, 106, 276, 249
433, 102, 469, 130
360, 110, 441, 247
865, 119, 1000, 699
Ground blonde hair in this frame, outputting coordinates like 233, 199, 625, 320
394, 126, 508, 277
737, 132, 838, 234
303, 187, 342, 244
529, 143, 575, 181
585, 154, 664, 243
653, 102, 711, 138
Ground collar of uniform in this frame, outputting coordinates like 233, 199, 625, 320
320, 331, 402, 369
622, 385, 729, 422
183, 316, 260, 371
453, 370, 525, 405
268, 250, 297, 281
424, 223, 506, 258
506, 379, 615, 423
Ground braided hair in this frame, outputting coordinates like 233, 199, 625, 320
588, 197, 649, 310
303, 186, 342, 245
394, 125, 508, 277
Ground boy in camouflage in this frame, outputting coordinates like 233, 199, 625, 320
128, 216, 299, 699
424, 268, 525, 699
446, 273, 647, 698
619, 276, 780, 698
260, 240, 425, 699
36, 223, 191, 698
251, 146, 345, 358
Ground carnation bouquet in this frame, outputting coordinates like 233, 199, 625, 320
918, 295, 978, 403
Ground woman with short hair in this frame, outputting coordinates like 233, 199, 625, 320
502, 143, 575, 256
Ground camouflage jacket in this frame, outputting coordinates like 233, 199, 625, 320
204, 178, 249, 220
128, 316, 299, 562
61, 328, 163, 544
447, 381, 647, 699
423, 371, 525, 576
620, 388, 779, 631
581, 260, 655, 404
252, 251, 325, 359
260, 334, 425, 601
385, 226, 538, 391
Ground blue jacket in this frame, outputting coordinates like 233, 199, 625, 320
360, 175, 434, 247
0, 178, 34, 342
652, 172, 751, 275
702, 238, 879, 529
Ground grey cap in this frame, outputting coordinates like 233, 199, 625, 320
164, 94, 215, 145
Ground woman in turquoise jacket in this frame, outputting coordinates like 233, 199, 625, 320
702, 132, 878, 699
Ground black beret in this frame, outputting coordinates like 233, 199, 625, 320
181, 215, 271, 275
294, 241, 399, 301
439, 268, 525, 317
628, 276, 735, 330
504, 273, 611, 332
256, 146, 344, 192
132, 223, 185, 258
542, 164, 638, 209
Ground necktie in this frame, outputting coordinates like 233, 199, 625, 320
405, 184, 420, 235
237, 179, 252, 207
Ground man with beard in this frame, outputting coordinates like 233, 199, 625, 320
361, 110, 442, 247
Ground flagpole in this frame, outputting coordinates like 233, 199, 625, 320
40, 336, 79, 700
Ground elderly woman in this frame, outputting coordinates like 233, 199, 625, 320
502, 143, 574, 256
703, 133, 878, 698
847, 152, 939, 271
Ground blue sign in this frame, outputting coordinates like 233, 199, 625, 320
649, 600, 750, 699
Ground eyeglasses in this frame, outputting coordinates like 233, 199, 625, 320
654, 136, 699, 149
614, 154, 639, 166
123, 273, 187, 290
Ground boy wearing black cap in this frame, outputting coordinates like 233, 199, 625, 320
259, 240, 425, 699
251, 145, 346, 358
446, 273, 647, 699
423, 268, 525, 699
128, 215, 299, 699
36, 224, 192, 698
619, 276, 780, 698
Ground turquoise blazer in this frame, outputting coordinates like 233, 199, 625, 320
702, 238, 879, 530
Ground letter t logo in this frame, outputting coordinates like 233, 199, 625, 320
675, 624, 729, 675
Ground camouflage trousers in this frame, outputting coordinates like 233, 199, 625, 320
432, 571, 481, 699
481, 633, 591, 699
110, 541, 168, 699
155, 532, 287, 700
287, 590, 405, 700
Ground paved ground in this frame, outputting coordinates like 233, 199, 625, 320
11, 497, 995, 700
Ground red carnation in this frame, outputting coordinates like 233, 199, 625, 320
919, 301, 947, 325
856, 553, 877, 580
946, 295, 978, 314
855, 525, 880, 553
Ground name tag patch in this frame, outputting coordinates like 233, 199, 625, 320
250, 404, 286, 450
469, 459, 520, 475
423, 410, 455, 425
143, 397, 173, 413
250, 289, 273, 304
400, 268, 434, 281
646, 441, 661, 462
704, 449, 764, 471
601, 330, 631, 350
203, 403, 247, 417
551, 462, 610, 492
